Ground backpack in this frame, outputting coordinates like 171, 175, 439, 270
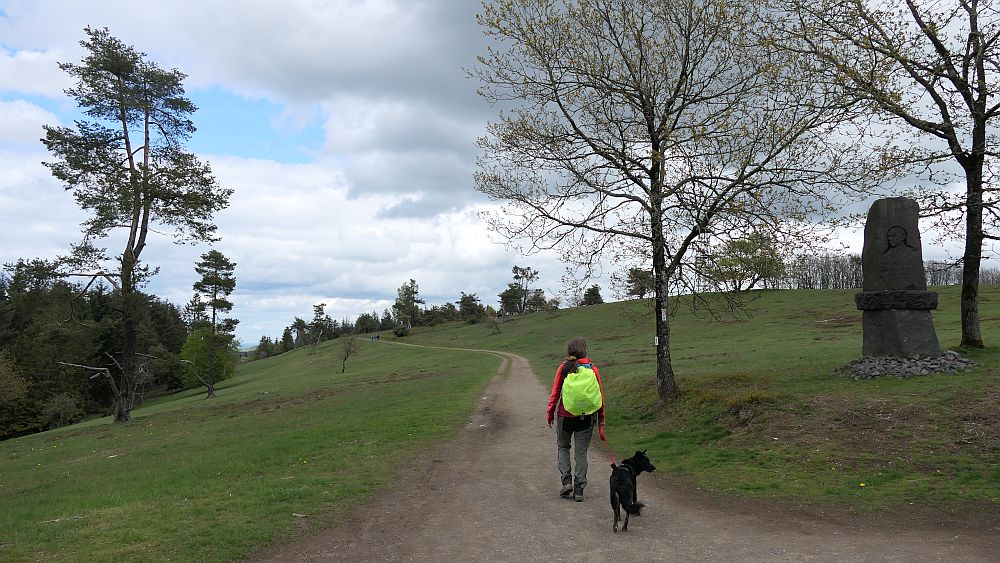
561, 363, 603, 416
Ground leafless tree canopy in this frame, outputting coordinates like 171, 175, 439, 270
475, 0, 875, 402
777, 0, 1000, 346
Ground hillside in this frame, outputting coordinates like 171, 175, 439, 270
404, 285, 1000, 512
1, 286, 997, 561
0, 340, 500, 561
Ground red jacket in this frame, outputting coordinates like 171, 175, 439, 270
546, 357, 605, 425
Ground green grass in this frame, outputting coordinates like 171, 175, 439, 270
403, 285, 1000, 513
0, 340, 499, 562
2, 285, 997, 561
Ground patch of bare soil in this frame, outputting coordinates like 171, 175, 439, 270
246, 347, 1000, 563
951, 388, 1000, 454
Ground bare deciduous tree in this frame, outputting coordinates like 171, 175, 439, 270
475, 0, 870, 403
340, 336, 359, 373
779, 0, 1000, 347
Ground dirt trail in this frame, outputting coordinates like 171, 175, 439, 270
248, 346, 998, 562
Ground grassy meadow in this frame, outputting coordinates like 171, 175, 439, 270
1, 285, 998, 561
403, 285, 1000, 513
0, 341, 500, 562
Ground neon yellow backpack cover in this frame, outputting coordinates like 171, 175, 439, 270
561, 364, 603, 416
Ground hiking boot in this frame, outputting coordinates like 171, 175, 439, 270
574, 488, 585, 502
559, 484, 574, 498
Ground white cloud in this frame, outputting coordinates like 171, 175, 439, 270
127, 154, 559, 343
0, 150, 85, 259
1, 1, 492, 218
0, 48, 70, 97
0, 1, 628, 347
315, 94, 484, 215
0, 99, 59, 146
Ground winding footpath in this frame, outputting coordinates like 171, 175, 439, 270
248, 344, 998, 562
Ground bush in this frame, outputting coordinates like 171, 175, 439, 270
42, 393, 80, 429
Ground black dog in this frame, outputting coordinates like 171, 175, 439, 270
609, 449, 656, 532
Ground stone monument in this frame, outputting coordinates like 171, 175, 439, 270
854, 197, 942, 357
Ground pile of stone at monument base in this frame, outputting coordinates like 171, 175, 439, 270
833, 350, 975, 380
835, 197, 975, 380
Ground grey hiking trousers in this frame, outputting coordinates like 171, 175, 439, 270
555, 414, 595, 492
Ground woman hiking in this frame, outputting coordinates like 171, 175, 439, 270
546, 337, 606, 501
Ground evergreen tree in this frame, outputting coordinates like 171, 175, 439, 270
0, 350, 28, 405
251, 335, 277, 360
291, 317, 308, 348
192, 250, 238, 336
525, 289, 548, 313
393, 279, 424, 328
379, 309, 394, 331
355, 311, 379, 333
459, 292, 487, 323
498, 283, 523, 315
0, 279, 14, 348
189, 250, 238, 397
182, 294, 209, 330
582, 285, 604, 306
280, 327, 295, 353
512, 265, 539, 314
41, 28, 231, 422
181, 327, 237, 395
309, 303, 327, 353
624, 268, 655, 299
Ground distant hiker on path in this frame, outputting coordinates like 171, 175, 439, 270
546, 337, 606, 502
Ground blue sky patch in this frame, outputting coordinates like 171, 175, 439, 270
8, 87, 324, 164
187, 88, 324, 163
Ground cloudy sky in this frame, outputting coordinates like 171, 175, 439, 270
0, 1, 988, 347
0, 0, 585, 345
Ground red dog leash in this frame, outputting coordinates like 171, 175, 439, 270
600, 430, 617, 466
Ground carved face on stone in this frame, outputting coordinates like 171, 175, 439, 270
886, 226, 907, 248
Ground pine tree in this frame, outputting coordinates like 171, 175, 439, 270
187, 249, 238, 397
41, 28, 231, 421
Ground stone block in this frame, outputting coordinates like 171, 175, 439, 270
855, 290, 938, 310
861, 309, 942, 357
861, 197, 927, 291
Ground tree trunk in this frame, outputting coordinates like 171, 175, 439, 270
654, 298, 678, 405
115, 259, 138, 423
960, 162, 985, 348
208, 335, 218, 397
650, 200, 678, 406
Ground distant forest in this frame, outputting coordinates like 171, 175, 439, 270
1, 253, 996, 440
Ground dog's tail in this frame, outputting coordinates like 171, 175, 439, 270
624, 500, 646, 516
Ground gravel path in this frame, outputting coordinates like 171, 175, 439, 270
247, 346, 998, 562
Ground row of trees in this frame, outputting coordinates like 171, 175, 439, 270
0, 260, 185, 438
622, 252, 1000, 297
249, 266, 567, 359
0, 249, 237, 439
0, 26, 241, 433
389, 269, 561, 335
249, 301, 375, 360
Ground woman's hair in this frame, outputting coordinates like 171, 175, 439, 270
563, 337, 588, 375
